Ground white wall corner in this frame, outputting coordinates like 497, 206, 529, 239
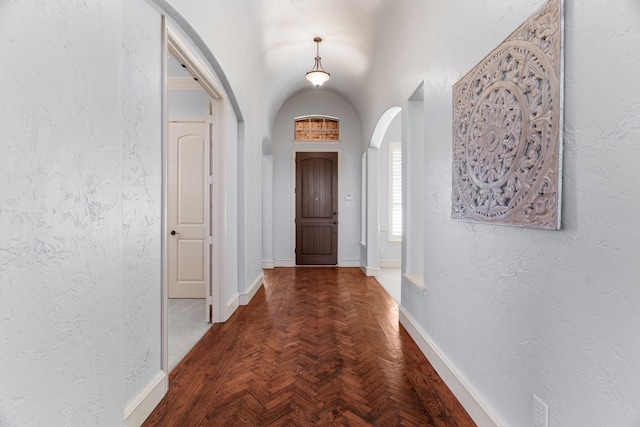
262, 260, 275, 269
363, 265, 380, 277
124, 370, 168, 427
398, 307, 505, 427
225, 293, 240, 321
239, 272, 264, 305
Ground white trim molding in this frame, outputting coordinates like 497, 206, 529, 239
362, 265, 380, 276
239, 272, 264, 305
262, 260, 275, 269
398, 307, 505, 427
168, 76, 203, 90
225, 293, 240, 321
166, 25, 221, 100
379, 260, 401, 269
124, 370, 168, 427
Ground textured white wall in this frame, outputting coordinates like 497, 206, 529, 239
241, 121, 266, 289
272, 91, 362, 265
0, 2, 125, 425
122, 0, 163, 405
404, 96, 425, 277
262, 154, 274, 264
225, 100, 240, 305
362, 0, 640, 425
4, 0, 637, 425
0, 1, 254, 424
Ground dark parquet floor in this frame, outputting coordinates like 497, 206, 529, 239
144, 267, 475, 427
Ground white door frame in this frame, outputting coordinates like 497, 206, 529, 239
161, 19, 228, 376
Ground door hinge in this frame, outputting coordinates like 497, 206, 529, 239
206, 295, 213, 306
207, 175, 213, 185
206, 235, 214, 245
207, 115, 214, 124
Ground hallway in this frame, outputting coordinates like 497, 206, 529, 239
144, 268, 474, 426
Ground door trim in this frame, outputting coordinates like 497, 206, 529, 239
292, 149, 341, 265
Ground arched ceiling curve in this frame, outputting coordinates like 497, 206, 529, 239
162, 0, 391, 128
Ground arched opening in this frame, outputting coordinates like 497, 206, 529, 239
364, 107, 402, 302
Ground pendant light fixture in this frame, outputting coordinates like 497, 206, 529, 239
305, 37, 330, 88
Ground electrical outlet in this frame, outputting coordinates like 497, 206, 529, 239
533, 395, 549, 427
379, 247, 384, 254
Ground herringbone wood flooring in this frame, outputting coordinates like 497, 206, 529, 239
144, 267, 475, 426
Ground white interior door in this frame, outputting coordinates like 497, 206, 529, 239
168, 121, 210, 299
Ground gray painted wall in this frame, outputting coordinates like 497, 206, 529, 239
272, 91, 362, 266
225, 99, 240, 306
262, 154, 274, 265
168, 88, 209, 118
122, 0, 163, 405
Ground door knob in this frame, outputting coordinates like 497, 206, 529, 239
170, 230, 179, 235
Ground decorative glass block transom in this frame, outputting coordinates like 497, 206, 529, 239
294, 116, 339, 142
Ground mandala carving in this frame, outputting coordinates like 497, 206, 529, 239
452, 0, 563, 229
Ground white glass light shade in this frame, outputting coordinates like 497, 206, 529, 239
305, 68, 331, 87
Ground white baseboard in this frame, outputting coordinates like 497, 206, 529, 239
240, 272, 263, 305
398, 307, 504, 427
274, 258, 295, 267
124, 370, 168, 427
274, 259, 361, 268
225, 293, 239, 321
379, 259, 401, 269
262, 260, 275, 269
363, 265, 380, 276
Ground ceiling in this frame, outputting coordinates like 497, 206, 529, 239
163, 0, 394, 122
256, 0, 388, 116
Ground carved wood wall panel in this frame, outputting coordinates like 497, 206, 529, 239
452, 0, 563, 229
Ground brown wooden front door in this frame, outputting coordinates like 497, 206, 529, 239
295, 152, 338, 265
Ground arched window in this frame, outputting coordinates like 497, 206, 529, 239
294, 116, 339, 142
